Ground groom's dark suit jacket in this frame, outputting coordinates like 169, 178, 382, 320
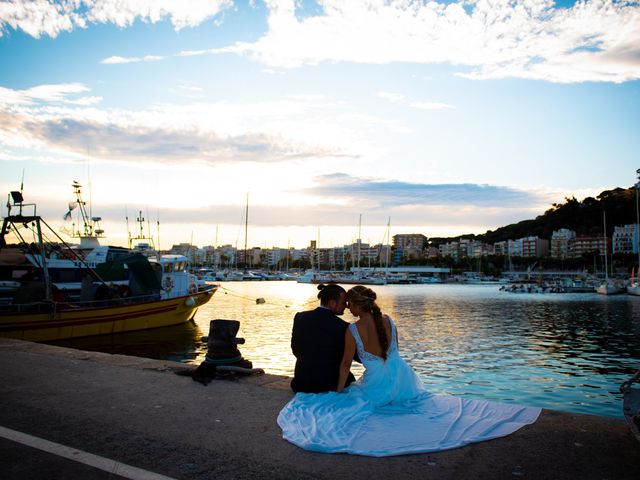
290, 306, 356, 393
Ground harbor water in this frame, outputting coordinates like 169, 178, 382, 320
51, 282, 640, 419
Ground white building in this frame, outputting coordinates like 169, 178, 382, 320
612, 224, 639, 254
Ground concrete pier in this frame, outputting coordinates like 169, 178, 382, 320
1, 337, 639, 480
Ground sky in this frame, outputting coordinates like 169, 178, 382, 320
0, 0, 639, 250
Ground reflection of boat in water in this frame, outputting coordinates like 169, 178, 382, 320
50, 320, 205, 361
0, 187, 217, 342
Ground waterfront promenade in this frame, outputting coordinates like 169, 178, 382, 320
1, 338, 639, 480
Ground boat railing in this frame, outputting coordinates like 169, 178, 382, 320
0, 292, 165, 314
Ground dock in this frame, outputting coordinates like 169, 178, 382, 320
1, 337, 639, 479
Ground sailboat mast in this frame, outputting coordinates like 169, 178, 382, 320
386, 217, 391, 269
603, 210, 609, 280
357, 214, 362, 271
214, 224, 219, 269
244, 192, 249, 269
636, 169, 640, 278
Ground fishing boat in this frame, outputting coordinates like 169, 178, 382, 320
0, 187, 217, 342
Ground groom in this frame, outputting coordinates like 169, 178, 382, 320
290, 283, 356, 393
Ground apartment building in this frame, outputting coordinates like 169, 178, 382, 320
612, 224, 638, 254
521, 236, 549, 258
550, 229, 576, 259
393, 234, 428, 250
569, 236, 608, 258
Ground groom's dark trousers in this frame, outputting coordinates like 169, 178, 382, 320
290, 306, 356, 393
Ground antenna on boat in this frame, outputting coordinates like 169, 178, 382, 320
7, 169, 27, 217
146, 206, 151, 249
156, 207, 161, 259
125, 205, 131, 248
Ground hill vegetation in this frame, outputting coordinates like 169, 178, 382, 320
433, 186, 638, 245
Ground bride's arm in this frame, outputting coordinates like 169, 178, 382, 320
337, 329, 356, 392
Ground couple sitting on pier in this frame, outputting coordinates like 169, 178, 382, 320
277, 283, 541, 456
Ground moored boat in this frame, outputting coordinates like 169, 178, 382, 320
595, 282, 626, 295
0, 187, 217, 342
0, 289, 214, 342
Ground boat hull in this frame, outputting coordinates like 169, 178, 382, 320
0, 288, 216, 342
627, 284, 640, 296
596, 285, 626, 295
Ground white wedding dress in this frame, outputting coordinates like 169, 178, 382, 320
278, 317, 541, 456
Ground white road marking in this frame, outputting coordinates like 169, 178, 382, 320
0, 425, 178, 480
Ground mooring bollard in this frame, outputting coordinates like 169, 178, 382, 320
192, 319, 264, 384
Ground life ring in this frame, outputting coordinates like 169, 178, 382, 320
163, 276, 174, 292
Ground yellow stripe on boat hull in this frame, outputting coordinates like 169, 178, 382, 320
0, 288, 216, 342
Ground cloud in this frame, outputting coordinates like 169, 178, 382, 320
221, 0, 640, 84
0, 0, 233, 38
3, 111, 346, 165
306, 173, 541, 208
100, 55, 164, 64
0, 83, 101, 106
378, 91, 455, 110
377, 91, 405, 102
408, 101, 454, 110
0, 83, 354, 165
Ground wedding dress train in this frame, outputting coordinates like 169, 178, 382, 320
278, 317, 541, 456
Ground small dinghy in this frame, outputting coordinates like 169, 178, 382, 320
621, 372, 640, 443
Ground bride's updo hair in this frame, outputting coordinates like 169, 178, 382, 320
346, 285, 389, 360
317, 283, 346, 306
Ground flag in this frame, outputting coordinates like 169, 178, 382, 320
63, 201, 77, 221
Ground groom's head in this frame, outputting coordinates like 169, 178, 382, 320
317, 283, 347, 315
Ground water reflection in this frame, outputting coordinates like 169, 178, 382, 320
48, 282, 640, 418
50, 321, 205, 363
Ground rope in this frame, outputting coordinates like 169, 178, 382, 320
217, 284, 317, 310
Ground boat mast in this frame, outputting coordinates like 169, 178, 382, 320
286, 238, 290, 272
70, 181, 103, 247
35, 217, 52, 301
214, 224, 219, 270
636, 169, 640, 281
156, 207, 161, 260
2, 190, 51, 301
385, 217, 391, 269
244, 192, 249, 270
603, 210, 609, 281
357, 214, 362, 271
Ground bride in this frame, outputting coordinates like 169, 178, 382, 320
278, 285, 541, 457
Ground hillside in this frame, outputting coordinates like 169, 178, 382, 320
433, 186, 638, 245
